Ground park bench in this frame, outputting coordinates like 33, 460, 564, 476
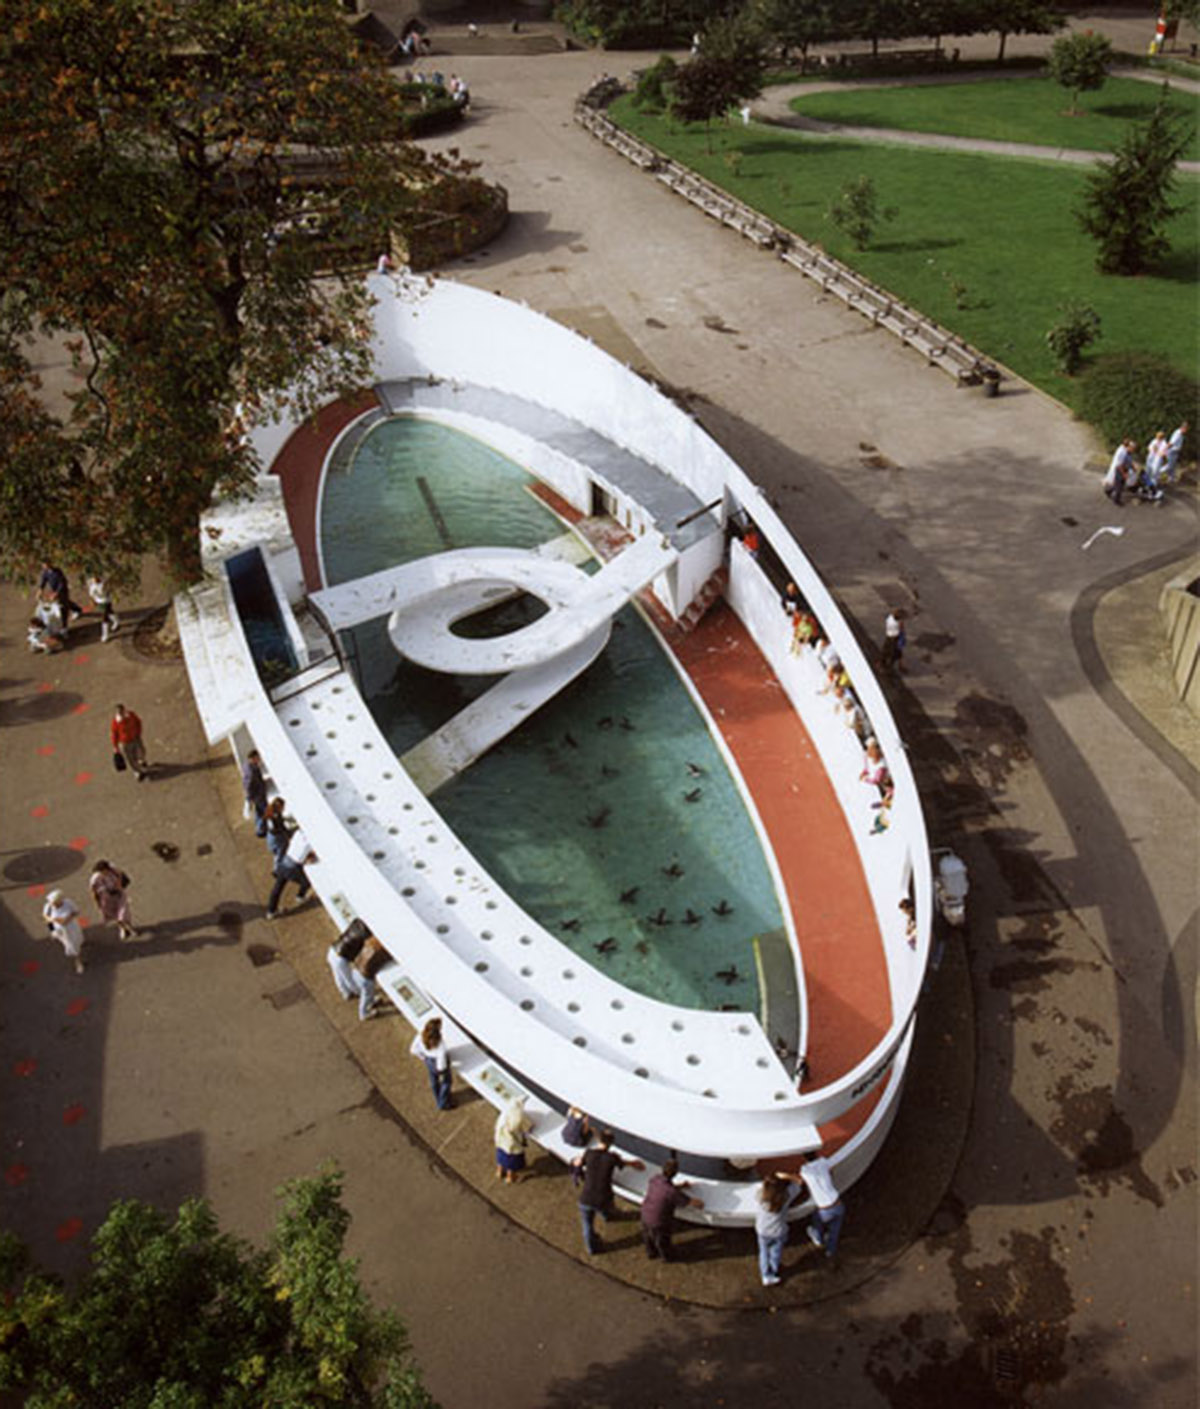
836, 46, 943, 69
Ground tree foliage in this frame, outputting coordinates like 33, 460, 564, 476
0, 0, 452, 584
0, 1167, 436, 1408
749, 0, 837, 66
557, 0, 728, 49
1046, 31, 1113, 113
1080, 351, 1198, 449
985, 0, 1062, 62
1045, 302, 1101, 374
633, 55, 679, 112
827, 175, 897, 250
1076, 87, 1192, 275
669, 14, 769, 148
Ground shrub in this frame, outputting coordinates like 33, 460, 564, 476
827, 176, 897, 251
1046, 31, 1112, 114
1079, 351, 1198, 447
395, 83, 464, 138
1046, 302, 1102, 375
634, 55, 678, 111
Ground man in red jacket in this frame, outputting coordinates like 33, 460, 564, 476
110, 703, 150, 781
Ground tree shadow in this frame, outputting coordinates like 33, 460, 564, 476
0, 688, 89, 725
461, 209, 585, 262
2, 844, 88, 889
872, 236, 963, 255
84, 927, 243, 963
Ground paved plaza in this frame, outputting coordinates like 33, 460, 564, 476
1, 15, 1197, 1407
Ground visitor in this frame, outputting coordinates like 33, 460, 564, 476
791, 607, 817, 655
1102, 438, 1138, 506
27, 614, 64, 653
42, 889, 86, 975
640, 1158, 704, 1261
860, 737, 888, 793
754, 1171, 805, 1286
35, 561, 82, 630
880, 608, 906, 673
410, 1016, 453, 1109
562, 1105, 593, 1150
86, 574, 119, 642
265, 827, 316, 918
494, 1097, 532, 1185
263, 796, 292, 863
575, 1129, 644, 1255
899, 896, 917, 948
1165, 421, 1188, 482
110, 703, 151, 781
742, 524, 761, 559
801, 1151, 845, 1259
89, 859, 136, 940
242, 749, 270, 836
832, 683, 866, 740
326, 920, 380, 1021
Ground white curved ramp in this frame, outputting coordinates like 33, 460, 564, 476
315, 533, 678, 795
401, 622, 611, 794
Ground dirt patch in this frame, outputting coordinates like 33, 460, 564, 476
133, 604, 183, 662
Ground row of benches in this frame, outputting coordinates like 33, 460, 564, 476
574, 89, 994, 387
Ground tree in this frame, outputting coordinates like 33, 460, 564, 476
1076, 87, 1192, 275
633, 54, 679, 111
1045, 302, 1102, 374
0, 1166, 436, 1407
1046, 31, 1113, 115
0, 0, 455, 584
669, 13, 769, 150
986, 0, 1062, 62
750, 0, 838, 70
827, 176, 898, 250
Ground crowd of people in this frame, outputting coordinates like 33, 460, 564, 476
27, 561, 119, 654
778, 576, 900, 834
1103, 422, 1188, 507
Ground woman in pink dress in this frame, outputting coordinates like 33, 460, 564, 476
88, 859, 136, 940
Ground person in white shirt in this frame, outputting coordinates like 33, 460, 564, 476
801, 1152, 845, 1259
1165, 421, 1188, 483
410, 1016, 453, 1109
1102, 439, 1138, 506
265, 827, 315, 918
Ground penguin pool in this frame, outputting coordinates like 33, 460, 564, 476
319, 414, 781, 1016
178, 273, 932, 1222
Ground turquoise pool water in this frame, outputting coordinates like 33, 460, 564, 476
321, 416, 783, 1013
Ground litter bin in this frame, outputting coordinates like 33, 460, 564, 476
981, 366, 1001, 398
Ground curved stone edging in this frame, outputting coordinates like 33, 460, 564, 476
574, 82, 995, 386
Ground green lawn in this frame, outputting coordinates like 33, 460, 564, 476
611, 95, 1199, 407
790, 75, 1200, 160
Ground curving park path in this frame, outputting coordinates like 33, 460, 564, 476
753, 68, 1200, 172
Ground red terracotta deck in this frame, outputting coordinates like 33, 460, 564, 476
272, 404, 893, 1157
